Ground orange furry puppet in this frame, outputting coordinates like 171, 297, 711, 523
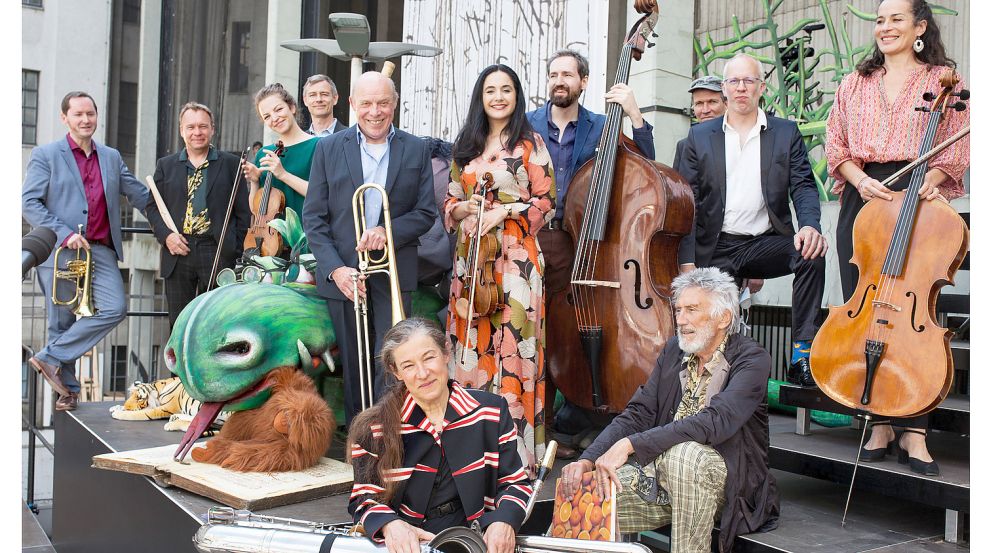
190, 367, 336, 472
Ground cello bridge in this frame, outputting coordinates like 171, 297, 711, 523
570, 279, 621, 289
871, 300, 901, 312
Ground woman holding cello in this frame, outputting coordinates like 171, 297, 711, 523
823, 0, 969, 475
444, 64, 556, 472
243, 83, 319, 227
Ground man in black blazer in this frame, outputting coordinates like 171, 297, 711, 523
675, 54, 827, 387
146, 102, 251, 328
303, 72, 437, 423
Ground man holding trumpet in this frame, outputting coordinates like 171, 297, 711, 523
22, 91, 150, 411
304, 71, 437, 425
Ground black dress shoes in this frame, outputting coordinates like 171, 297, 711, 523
897, 429, 940, 476
786, 357, 816, 387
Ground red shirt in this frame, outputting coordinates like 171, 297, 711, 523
66, 134, 111, 245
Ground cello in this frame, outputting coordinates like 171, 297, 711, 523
546, 5, 695, 413
811, 70, 969, 419
243, 140, 286, 257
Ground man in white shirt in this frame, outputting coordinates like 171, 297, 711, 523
674, 54, 827, 387
303, 74, 346, 136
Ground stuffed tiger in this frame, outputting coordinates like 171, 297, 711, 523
109, 377, 230, 432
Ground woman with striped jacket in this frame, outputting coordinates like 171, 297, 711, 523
347, 318, 532, 553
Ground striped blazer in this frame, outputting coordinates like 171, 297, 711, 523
349, 381, 532, 540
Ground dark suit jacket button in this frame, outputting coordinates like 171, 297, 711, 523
82, 210, 88, 214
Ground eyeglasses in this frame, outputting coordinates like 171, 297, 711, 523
723, 77, 763, 88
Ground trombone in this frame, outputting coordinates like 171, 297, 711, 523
352, 182, 405, 411
51, 224, 96, 317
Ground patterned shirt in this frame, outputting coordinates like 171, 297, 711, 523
825, 65, 970, 200
674, 335, 729, 421
181, 147, 219, 235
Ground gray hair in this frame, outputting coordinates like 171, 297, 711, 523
303, 74, 338, 96
547, 49, 590, 78
723, 53, 766, 81
671, 267, 742, 335
379, 317, 449, 372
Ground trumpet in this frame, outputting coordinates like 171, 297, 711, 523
52, 225, 96, 317
352, 182, 405, 411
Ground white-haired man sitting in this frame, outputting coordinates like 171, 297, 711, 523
559, 267, 779, 553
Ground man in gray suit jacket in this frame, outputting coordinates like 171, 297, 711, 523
303, 72, 437, 424
22, 91, 150, 410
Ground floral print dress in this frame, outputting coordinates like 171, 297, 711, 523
443, 134, 555, 472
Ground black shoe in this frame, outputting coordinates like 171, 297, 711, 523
859, 421, 894, 462
897, 429, 940, 476
786, 357, 816, 387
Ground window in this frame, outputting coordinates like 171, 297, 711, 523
22, 0, 43, 8
122, 0, 140, 24
22, 70, 39, 145
110, 345, 128, 393
229, 22, 251, 93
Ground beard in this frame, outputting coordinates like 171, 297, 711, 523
677, 324, 716, 354
549, 85, 582, 108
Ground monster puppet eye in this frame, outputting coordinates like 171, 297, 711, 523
218, 341, 252, 355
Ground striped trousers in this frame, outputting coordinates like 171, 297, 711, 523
616, 441, 727, 553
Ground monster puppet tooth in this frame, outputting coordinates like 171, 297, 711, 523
322, 351, 336, 373
297, 340, 313, 372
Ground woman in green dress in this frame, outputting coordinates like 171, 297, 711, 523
243, 83, 319, 225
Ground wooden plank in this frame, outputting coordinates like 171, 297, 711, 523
92, 444, 354, 510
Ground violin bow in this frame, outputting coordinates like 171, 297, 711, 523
207, 146, 250, 292
878, 125, 969, 189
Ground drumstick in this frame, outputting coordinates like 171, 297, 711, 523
382, 60, 396, 78
144, 175, 180, 235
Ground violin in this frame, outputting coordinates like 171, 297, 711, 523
454, 173, 505, 354
811, 70, 970, 418
243, 140, 286, 257
546, 5, 695, 413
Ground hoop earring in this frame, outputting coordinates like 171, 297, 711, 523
913, 37, 925, 53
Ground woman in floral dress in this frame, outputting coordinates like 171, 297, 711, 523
444, 64, 555, 472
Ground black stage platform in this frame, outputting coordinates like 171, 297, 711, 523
52, 402, 968, 553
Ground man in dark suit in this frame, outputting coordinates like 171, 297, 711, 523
22, 91, 150, 410
145, 102, 251, 328
672, 75, 727, 170
675, 54, 827, 387
304, 72, 437, 423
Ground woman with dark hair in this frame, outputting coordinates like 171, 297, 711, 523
243, 83, 319, 224
824, 0, 969, 476
444, 64, 556, 472
346, 318, 532, 553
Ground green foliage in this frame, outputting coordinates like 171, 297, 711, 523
691, 1, 957, 199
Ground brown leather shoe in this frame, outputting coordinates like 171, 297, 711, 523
554, 441, 579, 460
29, 357, 71, 397
55, 392, 79, 411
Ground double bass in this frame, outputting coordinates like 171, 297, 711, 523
547, 6, 695, 413
811, 71, 969, 419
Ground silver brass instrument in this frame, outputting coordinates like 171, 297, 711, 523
191, 441, 652, 553
193, 507, 652, 553
351, 182, 405, 410
51, 224, 96, 317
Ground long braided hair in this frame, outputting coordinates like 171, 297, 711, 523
345, 318, 450, 503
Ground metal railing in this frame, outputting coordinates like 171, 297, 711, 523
22, 226, 171, 512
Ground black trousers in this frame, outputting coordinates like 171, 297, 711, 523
835, 161, 926, 428
327, 274, 412, 426
709, 232, 825, 342
165, 235, 234, 329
